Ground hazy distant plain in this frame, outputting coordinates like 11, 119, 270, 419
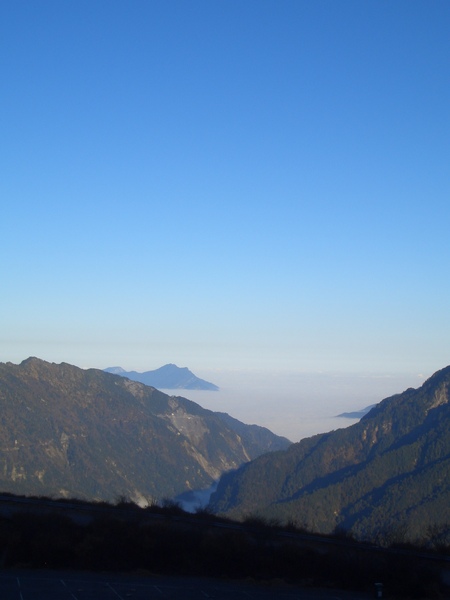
161, 369, 425, 442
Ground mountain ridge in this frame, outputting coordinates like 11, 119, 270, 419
209, 365, 450, 542
0, 358, 289, 505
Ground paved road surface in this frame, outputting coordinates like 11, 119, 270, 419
0, 570, 369, 600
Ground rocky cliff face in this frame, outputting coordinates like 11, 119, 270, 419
0, 358, 290, 504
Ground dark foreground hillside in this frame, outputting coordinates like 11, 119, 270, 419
209, 366, 450, 542
0, 493, 449, 598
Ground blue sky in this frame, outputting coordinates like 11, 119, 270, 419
2, 0, 450, 377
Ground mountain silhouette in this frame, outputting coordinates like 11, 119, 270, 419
104, 363, 219, 390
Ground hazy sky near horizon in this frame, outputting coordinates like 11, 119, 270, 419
2, 1, 450, 378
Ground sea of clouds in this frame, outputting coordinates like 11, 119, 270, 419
166, 369, 425, 443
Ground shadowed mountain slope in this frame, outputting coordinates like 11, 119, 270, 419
209, 366, 450, 541
0, 358, 290, 504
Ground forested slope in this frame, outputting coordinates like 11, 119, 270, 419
209, 366, 450, 541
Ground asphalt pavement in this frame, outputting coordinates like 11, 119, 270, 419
0, 570, 370, 600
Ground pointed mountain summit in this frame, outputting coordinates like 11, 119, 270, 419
209, 366, 450, 542
104, 363, 219, 390
104, 366, 127, 375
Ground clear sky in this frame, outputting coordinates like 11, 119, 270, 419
2, 0, 450, 379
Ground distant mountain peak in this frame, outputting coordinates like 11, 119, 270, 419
104, 366, 127, 375
104, 363, 219, 391
337, 404, 376, 419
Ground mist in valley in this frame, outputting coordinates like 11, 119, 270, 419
173, 369, 426, 442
